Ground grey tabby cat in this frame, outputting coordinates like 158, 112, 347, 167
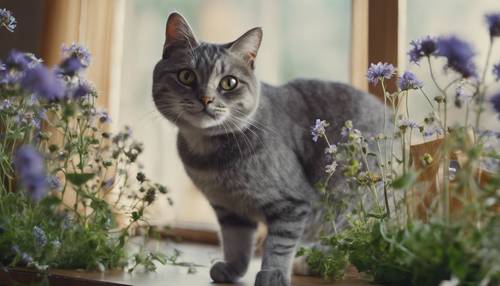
153, 12, 385, 286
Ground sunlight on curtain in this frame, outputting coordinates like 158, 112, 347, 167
116, 0, 351, 229
405, 0, 500, 131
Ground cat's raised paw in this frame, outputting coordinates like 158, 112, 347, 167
254, 269, 289, 286
210, 261, 241, 283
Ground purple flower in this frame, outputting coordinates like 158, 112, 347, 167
33, 226, 47, 248
493, 63, 500, 82
0, 8, 16, 32
72, 81, 92, 98
398, 119, 418, 131
491, 92, 500, 115
423, 126, 443, 138
47, 175, 62, 191
398, 71, 423, 91
4, 50, 30, 72
14, 145, 47, 201
98, 111, 111, 123
311, 119, 329, 142
408, 36, 438, 64
366, 62, 396, 85
436, 36, 476, 78
21, 66, 65, 101
62, 43, 91, 67
0, 99, 12, 110
102, 178, 115, 189
57, 57, 84, 76
486, 13, 500, 38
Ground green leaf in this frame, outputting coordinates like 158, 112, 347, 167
66, 173, 95, 186
391, 171, 417, 190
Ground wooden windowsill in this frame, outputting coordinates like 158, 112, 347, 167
0, 240, 374, 286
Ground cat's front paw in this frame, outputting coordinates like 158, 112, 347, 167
254, 269, 289, 286
210, 261, 241, 283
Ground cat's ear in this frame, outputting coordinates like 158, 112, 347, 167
163, 12, 198, 57
229, 27, 263, 69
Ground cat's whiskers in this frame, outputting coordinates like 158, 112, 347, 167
221, 120, 244, 158
231, 108, 279, 136
225, 118, 258, 159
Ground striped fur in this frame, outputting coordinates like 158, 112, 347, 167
152, 13, 386, 286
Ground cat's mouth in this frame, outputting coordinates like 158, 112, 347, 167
181, 106, 229, 129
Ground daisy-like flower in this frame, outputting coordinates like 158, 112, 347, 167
485, 12, 500, 38
62, 42, 91, 67
47, 175, 62, 191
311, 119, 329, 142
408, 36, 438, 64
422, 126, 443, 138
398, 119, 418, 132
436, 36, 476, 78
33, 226, 47, 248
398, 71, 423, 91
325, 161, 338, 174
454, 86, 472, 108
0, 8, 16, 32
366, 62, 396, 85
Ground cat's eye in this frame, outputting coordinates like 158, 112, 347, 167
177, 69, 196, 85
219, 76, 238, 91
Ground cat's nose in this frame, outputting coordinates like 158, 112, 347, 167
200, 95, 214, 106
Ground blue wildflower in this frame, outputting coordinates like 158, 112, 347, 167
0, 99, 12, 110
4, 50, 30, 73
97, 111, 111, 123
33, 226, 47, 248
311, 119, 329, 142
493, 63, 500, 82
47, 175, 62, 191
408, 36, 438, 64
24, 53, 43, 69
366, 62, 396, 85
436, 36, 476, 78
423, 126, 443, 138
491, 92, 500, 116
14, 145, 47, 201
398, 71, 424, 91
398, 119, 418, 132
102, 178, 115, 189
62, 43, 91, 67
486, 13, 500, 38
58, 57, 84, 76
0, 8, 16, 32
72, 81, 92, 98
21, 66, 65, 101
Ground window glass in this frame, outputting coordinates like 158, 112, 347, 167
405, 0, 500, 131
117, 0, 351, 228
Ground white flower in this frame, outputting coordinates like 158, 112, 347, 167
325, 162, 338, 174
324, 145, 338, 154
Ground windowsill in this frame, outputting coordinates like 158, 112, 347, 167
1, 240, 374, 286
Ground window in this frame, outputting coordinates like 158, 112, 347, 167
116, 0, 352, 229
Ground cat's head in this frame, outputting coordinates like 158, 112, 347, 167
152, 12, 262, 135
